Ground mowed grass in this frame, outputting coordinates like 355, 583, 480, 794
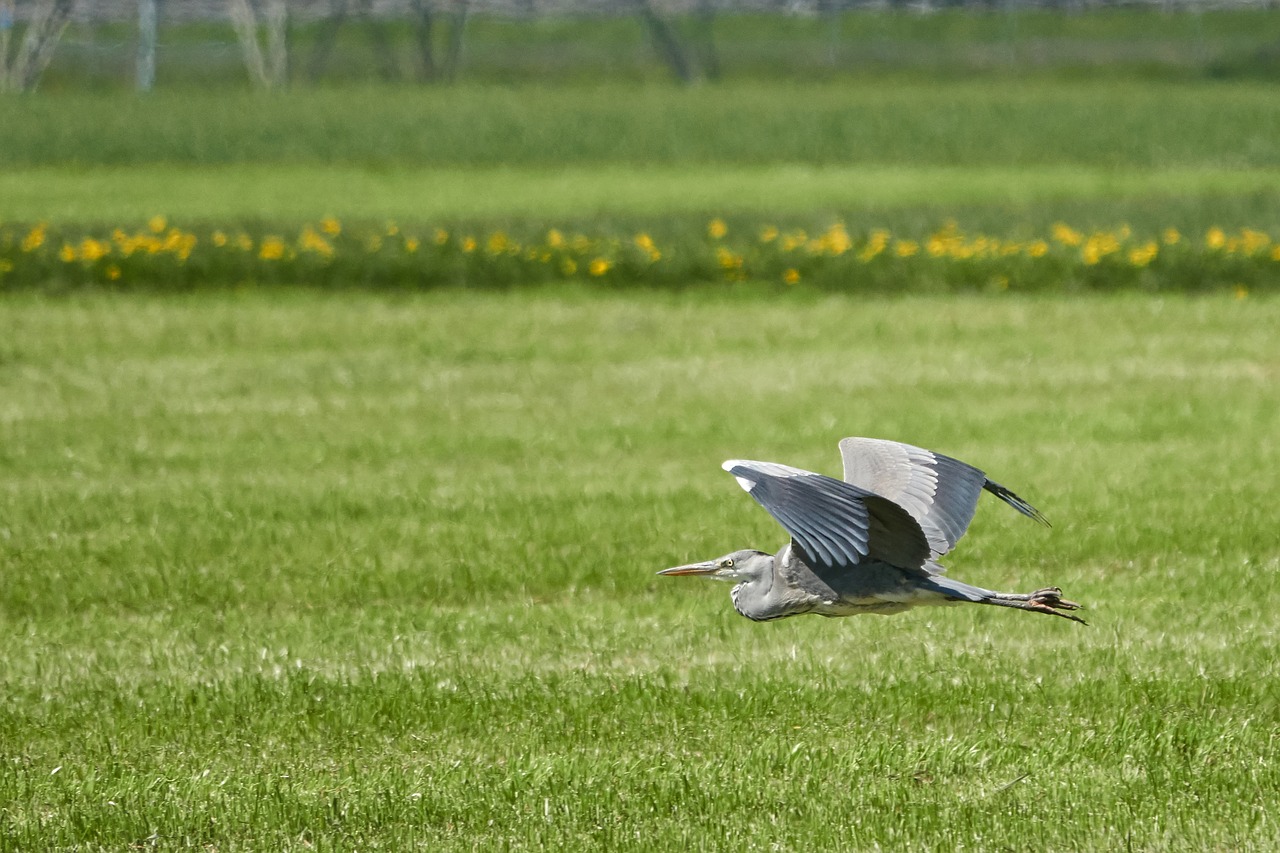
7, 163, 1280, 227
2, 79, 1280, 233
2, 290, 1279, 849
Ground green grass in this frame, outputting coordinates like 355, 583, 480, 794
2, 290, 1279, 848
6, 81, 1280, 169
3, 79, 1279, 239
6, 163, 1280, 226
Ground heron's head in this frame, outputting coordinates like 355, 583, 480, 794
658, 549, 772, 583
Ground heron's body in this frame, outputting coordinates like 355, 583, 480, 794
661, 437, 1084, 625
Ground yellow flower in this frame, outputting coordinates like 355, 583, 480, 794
634, 233, 660, 262
298, 226, 335, 258
1026, 240, 1049, 258
404, 237, 420, 253
1240, 229, 1270, 255
1234, 284, 1248, 300
816, 222, 852, 255
560, 258, 577, 275
487, 231, 508, 254
779, 230, 808, 252
759, 226, 779, 243
434, 228, 449, 245
546, 229, 564, 249
1206, 227, 1227, 250
79, 238, 109, 262
1271, 245, 1280, 262
0, 259, 14, 274
106, 264, 122, 281
365, 235, 383, 253
212, 230, 228, 248
1128, 242, 1158, 267
1051, 223, 1083, 247
461, 237, 476, 253
716, 246, 742, 270
894, 239, 920, 258
385, 221, 399, 236
1162, 227, 1181, 245
236, 233, 254, 252
1081, 232, 1120, 266
148, 215, 167, 234
21, 224, 46, 252
259, 236, 286, 260
857, 229, 890, 262
588, 258, 611, 276
707, 218, 728, 240
782, 268, 800, 285
59, 243, 77, 262
319, 216, 342, 236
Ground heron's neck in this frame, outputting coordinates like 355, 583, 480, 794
729, 554, 782, 622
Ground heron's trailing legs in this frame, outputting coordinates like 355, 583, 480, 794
982, 588, 1087, 625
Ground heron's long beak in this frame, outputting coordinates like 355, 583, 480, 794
658, 561, 719, 577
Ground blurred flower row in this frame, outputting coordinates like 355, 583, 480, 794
1, 216, 1276, 293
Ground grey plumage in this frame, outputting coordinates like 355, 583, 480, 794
660, 437, 1085, 625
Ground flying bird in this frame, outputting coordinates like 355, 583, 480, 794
660, 437, 1085, 624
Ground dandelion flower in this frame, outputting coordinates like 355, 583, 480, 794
707, 218, 727, 240
1051, 223, 1082, 247
106, 264, 122, 281
1128, 242, 1158, 267
58, 243, 77, 263
782, 268, 800, 285
1206, 227, 1227, 250
589, 258, 611, 276
21, 224, 46, 252
1234, 285, 1248, 300
148, 215, 167, 234
259, 236, 286, 260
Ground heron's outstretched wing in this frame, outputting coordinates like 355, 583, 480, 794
837, 436, 1048, 558
722, 459, 932, 575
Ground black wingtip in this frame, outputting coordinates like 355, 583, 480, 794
983, 479, 1051, 527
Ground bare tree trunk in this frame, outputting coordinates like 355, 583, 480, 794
442, 0, 468, 83
629, 0, 693, 84
1, 0, 75, 93
265, 0, 288, 86
230, 0, 288, 89
409, 0, 436, 81
694, 0, 719, 82
0, 1, 14, 86
356, 0, 399, 81
308, 0, 348, 81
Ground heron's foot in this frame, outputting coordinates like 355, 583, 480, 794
990, 587, 1088, 625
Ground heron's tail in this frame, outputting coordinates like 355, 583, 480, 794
926, 576, 1087, 624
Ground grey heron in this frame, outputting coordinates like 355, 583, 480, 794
660, 437, 1085, 625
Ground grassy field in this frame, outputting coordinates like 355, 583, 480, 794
2, 290, 1278, 849
3, 21, 1280, 845
2, 79, 1279, 291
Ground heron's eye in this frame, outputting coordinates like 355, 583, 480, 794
723, 558, 734, 568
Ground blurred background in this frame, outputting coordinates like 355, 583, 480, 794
5, 0, 1280, 92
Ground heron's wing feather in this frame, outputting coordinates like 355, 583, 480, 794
722, 460, 932, 574
838, 437, 1047, 558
